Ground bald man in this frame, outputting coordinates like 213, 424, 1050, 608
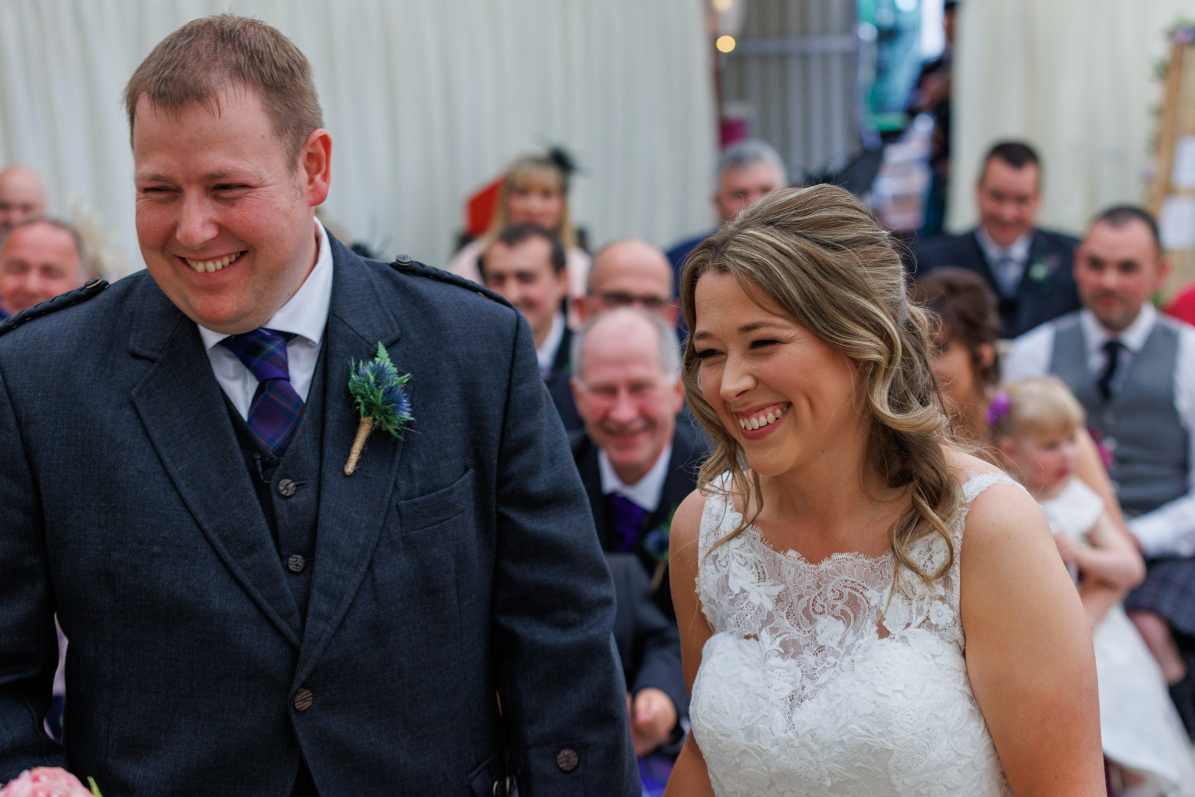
0, 219, 86, 319
0, 166, 46, 234
576, 239, 677, 327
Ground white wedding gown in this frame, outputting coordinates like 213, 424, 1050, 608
690, 472, 1014, 796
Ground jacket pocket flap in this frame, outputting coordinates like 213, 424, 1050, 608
397, 469, 473, 533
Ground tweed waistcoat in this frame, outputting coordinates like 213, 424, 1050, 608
1049, 313, 1189, 516
227, 344, 327, 622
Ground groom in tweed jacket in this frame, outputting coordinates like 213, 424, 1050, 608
0, 15, 637, 796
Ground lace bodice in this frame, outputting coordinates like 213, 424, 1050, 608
690, 472, 1017, 796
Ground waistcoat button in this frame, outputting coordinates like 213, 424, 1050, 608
293, 688, 313, 711
287, 554, 307, 573
555, 748, 578, 772
277, 478, 297, 498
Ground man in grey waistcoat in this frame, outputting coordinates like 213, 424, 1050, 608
1003, 205, 1195, 733
0, 14, 638, 796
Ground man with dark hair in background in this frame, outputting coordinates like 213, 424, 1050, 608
913, 140, 1081, 338
0, 14, 638, 796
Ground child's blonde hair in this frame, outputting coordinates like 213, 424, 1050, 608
989, 377, 1086, 441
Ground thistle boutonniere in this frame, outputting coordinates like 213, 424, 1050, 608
343, 343, 412, 476
1027, 256, 1056, 291
643, 505, 679, 590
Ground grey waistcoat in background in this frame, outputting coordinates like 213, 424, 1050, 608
1049, 313, 1190, 517
227, 346, 327, 623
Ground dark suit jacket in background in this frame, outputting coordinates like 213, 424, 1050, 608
572, 420, 706, 621
544, 326, 582, 432
605, 554, 687, 733
0, 236, 637, 796
911, 226, 1081, 338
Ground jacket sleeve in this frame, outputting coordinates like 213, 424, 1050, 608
626, 561, 689, 727
0, 359, 67, 779
490, 314, 640, 796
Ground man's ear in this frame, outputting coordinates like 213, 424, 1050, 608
1156, 256, 1173, 294
670, 374, 685, 415
1072, 243, 1085, 280
572, 295, 590, 324
557, 267, 571, 299
299, 128, 333, 207
665, 301, 679, 328
570, 374, 586, 417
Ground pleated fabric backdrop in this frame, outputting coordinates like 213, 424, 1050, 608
0, 0, 716, 277
948, 0, 1195, 236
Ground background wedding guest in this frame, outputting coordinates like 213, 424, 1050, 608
576, 239, 677, 327
912, 141, 1081, 338
448, 150, 590, 322
570, 307, 703, 620
0, 218, 87, 319
479, 222, 580, 430
914, 267, 1125, 521
606, 552, 687, 759
0, 165, 46, 235
1003, 206, 1195, 734
907, 0, 958, 237
664, 140, 788, 327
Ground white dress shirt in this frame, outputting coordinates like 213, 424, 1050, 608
197, 218, 334, 420
976, 226, 1032, 297
1003, 303, 1195, 556
535, 312, 566, 378
598, 443, 674, 513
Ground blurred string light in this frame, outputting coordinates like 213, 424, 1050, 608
716, 35, 736, 53
712, 0, 734, 10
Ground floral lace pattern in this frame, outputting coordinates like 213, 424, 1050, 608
690, 472, 1018, 796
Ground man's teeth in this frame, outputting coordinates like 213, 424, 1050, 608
738, 406, 787, 430
185, 252, 243, 273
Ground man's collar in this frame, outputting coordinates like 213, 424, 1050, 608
197, 218, 333, 350
975, 225, 1033, 263
598, 441, 673, 512
1079, 302, 1156, 353
535, 312, 566, 376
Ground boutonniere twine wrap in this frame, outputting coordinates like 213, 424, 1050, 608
344, 343, 413, 476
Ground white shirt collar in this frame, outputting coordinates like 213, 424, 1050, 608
535, 312, 566, 377
598, 442, 673, 513
976, 225, 1032, 265
1079, 302, 1157, 356
197, 218, 333, 350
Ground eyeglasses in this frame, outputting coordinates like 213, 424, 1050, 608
592, 291, 672, 312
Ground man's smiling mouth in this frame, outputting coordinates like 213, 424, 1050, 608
183, 251, 245, 273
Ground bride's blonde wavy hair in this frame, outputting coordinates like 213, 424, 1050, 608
680, 185, 960, 583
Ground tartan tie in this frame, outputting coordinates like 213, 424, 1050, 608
219, 328, 303, 457
609, 493, 650, 552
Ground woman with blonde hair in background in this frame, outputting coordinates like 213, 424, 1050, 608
664, 185, 1103, 795
446, 150, 590, 316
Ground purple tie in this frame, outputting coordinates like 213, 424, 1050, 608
220, 328, 303, 457
609, 493, 649, 552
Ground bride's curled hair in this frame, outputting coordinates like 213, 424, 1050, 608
680, 184, 960, 583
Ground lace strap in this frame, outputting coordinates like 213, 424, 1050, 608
697, 472, 737, 560
960, 471, 1026, 506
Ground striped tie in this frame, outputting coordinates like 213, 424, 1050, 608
220, 328, 303, 457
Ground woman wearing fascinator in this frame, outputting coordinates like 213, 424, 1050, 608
664, 186, 1103, 795
447, 148, 591, 313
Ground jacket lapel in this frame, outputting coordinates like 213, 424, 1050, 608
968, 229, 999, 290
128, 287, 303, 647
575, 435, 609, 548
296, 239, 405, 682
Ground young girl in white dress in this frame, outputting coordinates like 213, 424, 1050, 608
994, 377, 1195, 797
663, 185, 1104, 796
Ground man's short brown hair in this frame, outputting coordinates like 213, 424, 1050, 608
123, 14, 324, 164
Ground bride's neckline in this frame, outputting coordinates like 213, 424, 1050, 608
711, 470, 994, 568
716, 490, 895, 569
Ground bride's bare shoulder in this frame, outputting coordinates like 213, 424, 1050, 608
942, 446, 1004, 483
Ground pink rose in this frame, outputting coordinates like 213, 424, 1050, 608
0, 768, 94, 797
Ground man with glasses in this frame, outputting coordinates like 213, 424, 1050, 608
577, 239, 678, 327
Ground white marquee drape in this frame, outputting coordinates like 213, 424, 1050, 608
949, 0, 1195, 236
0, 0, 716, 277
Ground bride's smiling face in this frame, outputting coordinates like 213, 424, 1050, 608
692, 271, 868, 477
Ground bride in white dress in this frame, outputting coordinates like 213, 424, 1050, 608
662, 185, 1104, 796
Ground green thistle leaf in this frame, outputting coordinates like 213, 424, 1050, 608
348, 342, 413, 438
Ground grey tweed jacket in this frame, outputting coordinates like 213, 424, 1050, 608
0, 235, 638, 796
